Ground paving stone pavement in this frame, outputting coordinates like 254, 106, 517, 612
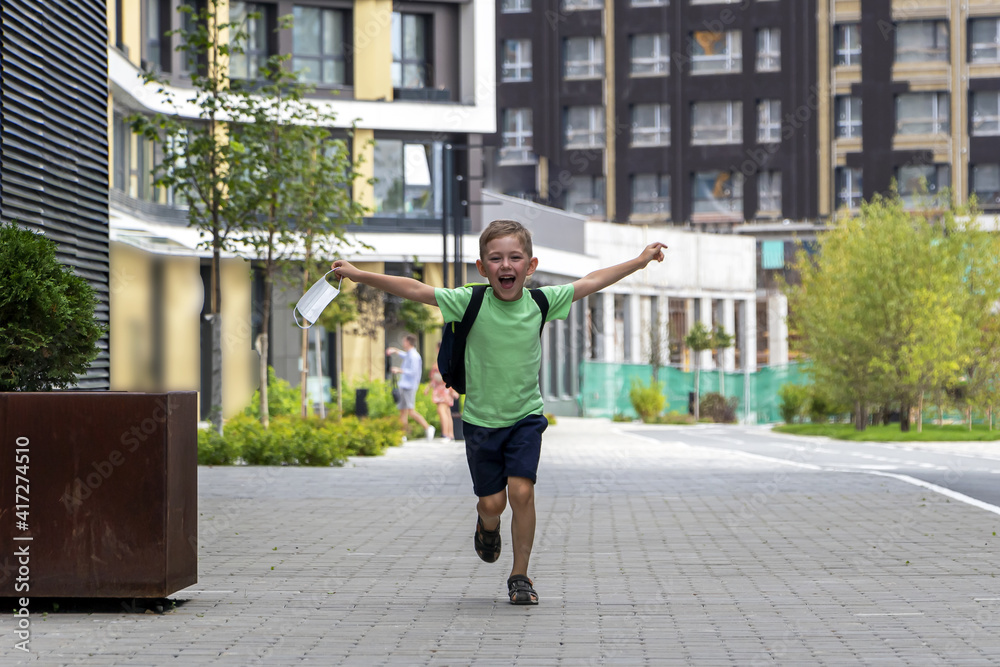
5, 418, 1000, 666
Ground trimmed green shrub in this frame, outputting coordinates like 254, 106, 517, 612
0, 221, 105, 390
612, 413, 633, 422
245, 367, 301, 420
699, 392, 738, 423
778, 383, 810, 424
629, 377, 666, 422
197, 427, 241, 465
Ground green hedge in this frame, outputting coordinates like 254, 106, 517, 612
198, 412, 404, 466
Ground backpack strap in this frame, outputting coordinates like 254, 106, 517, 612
454, 284, 488, 340
529, 288, 550, 337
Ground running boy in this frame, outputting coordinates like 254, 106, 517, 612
332, 219, 666, 605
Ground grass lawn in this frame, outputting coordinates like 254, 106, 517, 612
773, 423, 1000, 442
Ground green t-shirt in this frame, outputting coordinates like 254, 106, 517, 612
434, 284, 574, 428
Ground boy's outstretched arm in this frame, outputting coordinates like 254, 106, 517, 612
570, 242, 667, 303
331, 260, 438, 306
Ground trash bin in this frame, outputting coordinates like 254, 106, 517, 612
355, 388, 369, 418
688, 391, 696, 416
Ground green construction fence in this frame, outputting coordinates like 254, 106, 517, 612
578, 360, 809, 424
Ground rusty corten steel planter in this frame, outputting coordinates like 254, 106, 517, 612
0, 392, 197, 598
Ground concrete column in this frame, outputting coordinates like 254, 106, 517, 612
722, 298, 736, 372
699, 296, 713, 371
767, 292, 789, 366
629, 294, 642, 364
743, 298, 757, 373
602, 292, 616, 362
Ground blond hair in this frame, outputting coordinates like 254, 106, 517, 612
479, 219, 533, 259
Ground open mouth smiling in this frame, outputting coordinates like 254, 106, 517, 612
498, 276, 516, 289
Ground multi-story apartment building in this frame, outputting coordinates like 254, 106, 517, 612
489, 0, 1000, 365
108, 0, 497, 416
489, 0, 821, 231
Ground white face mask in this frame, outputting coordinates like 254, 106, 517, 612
293, 271, 342, 328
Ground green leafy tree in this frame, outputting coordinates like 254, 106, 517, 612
130, 0, 254, 433
685, 321, 713, 420
0, 223, 105, 390
711, 325, 735, 396
787, 193, 996, 431
228, 26, 366, 427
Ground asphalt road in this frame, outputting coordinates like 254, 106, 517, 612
632, 424, 1000, 510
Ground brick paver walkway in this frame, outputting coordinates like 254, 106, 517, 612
6, 418, 1000, 665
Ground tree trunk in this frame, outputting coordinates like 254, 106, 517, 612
900, 401, 910, 432
300, 324, 310, 418
300, 263, 311, 418
917, 394, 923, 433
853, 401, 867, 431
209, 243, 224, 435
257, 333, 269, 428
968, 407, 973, 431
336, 323, 343, 418
719, 366, 725, 396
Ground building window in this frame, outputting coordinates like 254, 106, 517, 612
144, 0, 170, 71
230, 2, 271, 80
835, 95, 862, 138
691, 101, 742, 145
972, 91, 1000, 136
758, 170, 781, 215
631, 0, 667, 6
896, 164, 950, 208
113, 115, 131, 193
691, 31, 741, 74
292, 6, 348, 86
836, 167, 862, 209
756, 28, 780, 72
972, 164, 1000, 208
693, 171, 743, 217
896, 92, 949, 135
374, 140, 440, 217
563, 0, 603, 10
970, 18, 1000, 63
895, 21, 948, 63
501, 108, 535, 164
632, 174, 670, 216
757, 99, 781, 143
834, 24, 860, 66
392, 12, 430, 89
501, 0, 531, 13
630, 33, 669, 76
631, 104, 670, 147
178, 0, 204, 76
565, 37, 604, 79
566, 175, 606, 218
565, 106, 605, 149
502, 39, 532, 82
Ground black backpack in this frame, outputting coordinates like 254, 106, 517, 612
438, 284, 550, 394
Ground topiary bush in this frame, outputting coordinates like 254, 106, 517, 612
699, 392, 738, 423
0, 221, 105, 390
629, 377, 666, 422
778, 383, 810, 424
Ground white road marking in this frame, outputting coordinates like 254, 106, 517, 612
861, 472, 1000, 517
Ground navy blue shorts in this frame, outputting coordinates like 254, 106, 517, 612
463, 413, 549, 497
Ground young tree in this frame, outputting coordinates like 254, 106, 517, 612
229, 32, 365, 426
685, 321, 713, 420
711, 325, 735, 396
131, 0, 252, 433
787, 193, 995, 431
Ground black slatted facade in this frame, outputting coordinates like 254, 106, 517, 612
1, 0, 110, 388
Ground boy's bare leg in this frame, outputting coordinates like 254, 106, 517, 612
477, 490, 506, 531
506, 476, 535, 578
